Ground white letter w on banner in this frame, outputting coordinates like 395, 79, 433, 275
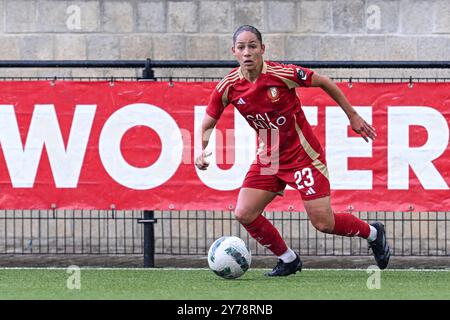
0, 104, 96, 187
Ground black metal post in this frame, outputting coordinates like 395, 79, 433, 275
142, 58, 155, 80
139, 210, 157, 268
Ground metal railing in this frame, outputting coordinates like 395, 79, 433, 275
1, 210, 448, 260
0, 210, 143, 255
0, 59, 449, 81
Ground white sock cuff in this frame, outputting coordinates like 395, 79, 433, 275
367, 225, 378, 242
278, 248, 297, 263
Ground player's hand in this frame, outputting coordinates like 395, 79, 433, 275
349, 113, 376, 142
194, 150, 212, 170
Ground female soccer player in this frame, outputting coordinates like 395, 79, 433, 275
195, 25, 390, 276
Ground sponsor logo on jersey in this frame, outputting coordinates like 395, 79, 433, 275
237, 97, 246, 105
267, 87, 280, 102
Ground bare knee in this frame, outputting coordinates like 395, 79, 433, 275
234, 206, 260, 225
308, 211, 335, 233
311, 219, 334, 233
304, 198, 335, 233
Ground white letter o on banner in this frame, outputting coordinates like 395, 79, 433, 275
99, 103, 183, 190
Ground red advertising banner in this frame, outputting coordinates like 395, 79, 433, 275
0, 81, 449, 211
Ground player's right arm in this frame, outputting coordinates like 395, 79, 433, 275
195, 83, 229, 170
195, 114, 217, 170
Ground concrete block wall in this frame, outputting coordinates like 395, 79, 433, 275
0, 0, 448, 78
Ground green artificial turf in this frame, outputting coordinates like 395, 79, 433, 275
0, 268, 448, 300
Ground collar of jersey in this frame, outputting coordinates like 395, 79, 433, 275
238, 61, 268, 80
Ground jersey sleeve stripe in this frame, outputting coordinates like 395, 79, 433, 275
216, 70, 239, 90
267, 69, 294, 78
216, 73, 240, 92
267, 70, 295, 78
217, 76, 239, 92
267, 65, 294, 75
267, 64, 293, 71
216, 74, 235, 90
271, 74, 299, 89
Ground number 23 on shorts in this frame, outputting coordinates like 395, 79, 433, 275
294, 167, 315, 190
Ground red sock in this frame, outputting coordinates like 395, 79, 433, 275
243, 214, 288, 256
332, 213, 370, 238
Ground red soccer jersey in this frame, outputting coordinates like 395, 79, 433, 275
206, 60, 324, 169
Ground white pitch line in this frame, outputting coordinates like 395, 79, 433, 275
0, 267, 449, 272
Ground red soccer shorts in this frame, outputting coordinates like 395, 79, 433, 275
241, 156, 331, 201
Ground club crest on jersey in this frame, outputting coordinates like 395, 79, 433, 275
267, 87, 280, 102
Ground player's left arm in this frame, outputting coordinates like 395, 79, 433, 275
310, 73, 376, 142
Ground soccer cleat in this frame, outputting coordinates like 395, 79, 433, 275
368, 222, 391, 269
265, 253, 302, 277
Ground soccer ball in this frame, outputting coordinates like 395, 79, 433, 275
207, 236, 251, 279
